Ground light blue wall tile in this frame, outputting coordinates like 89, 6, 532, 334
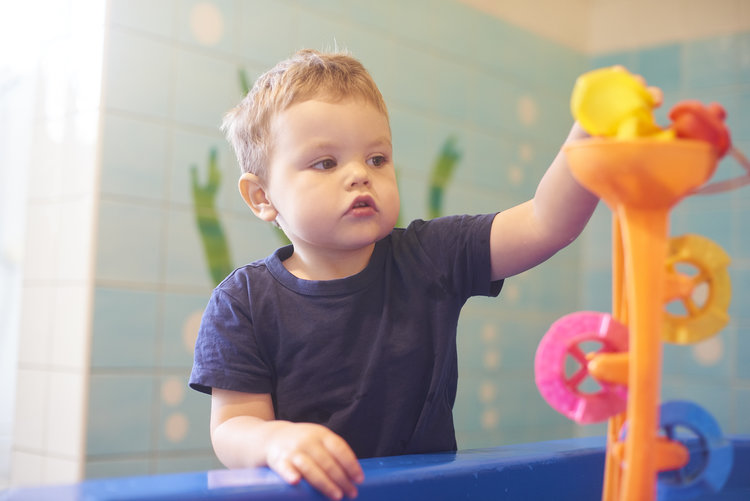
155, 453, 220, 475
157, 373, 211, 452
734, 388, 750, 434
87, 374, 155, 455
472, 19, 543, 85
433, 58, 473, 122
684, 34, 744, 89
728, 268, 750, 321
581, 269, 612, 312
390, 45, 438, 112
91, 287, 159, 369
294, 8, 350, 52
389, 107, 440, 177
590, 51, 638, 72
728, 91, 750, 142
104, 28, 173, 118
224, 211, 285, 266
670, 206, 733, 251
662, 329, 732, 382
236, 0, 298, 66
85, 457, 151, 479
462, 130, 513, 193
736, 319, 750, 382
174, 50, 240, 129
739, 32, 750, 86
109, 0, 177, 38
96, 200, 164, 284
470, 73, 514, 134
100, 113, 168, 201
428, 0, 481, 61
634, 44, 682, 93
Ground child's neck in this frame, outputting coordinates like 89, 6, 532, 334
282, 243, 376, 281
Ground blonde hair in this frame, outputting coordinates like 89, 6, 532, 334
222, 49, 389, 179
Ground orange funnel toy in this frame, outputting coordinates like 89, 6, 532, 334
532, 66, 739, 501
564, 138, 717, 501
564, 67, 725, 501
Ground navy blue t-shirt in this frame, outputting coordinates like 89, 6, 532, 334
189, 214, 503, 458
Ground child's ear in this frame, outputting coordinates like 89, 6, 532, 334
238, 173, 278, 222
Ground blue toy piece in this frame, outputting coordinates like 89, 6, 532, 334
657, 401, 733, 501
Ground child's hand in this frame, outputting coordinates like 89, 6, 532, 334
265, 422, 364, 500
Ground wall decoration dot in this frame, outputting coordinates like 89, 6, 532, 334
182, 310, 203, 354
692, 336, 724, 366
165, 412, 189, 443
189, 2, 224, 46
519, 143, 534, 163
508, 165, 524, 186
481, 408, 499, 430
517, 95, 539, 126
481, 323, 497, 343
483, 349, 500, 370
479, 381, 496, 403
161, 377, 185, 406
504, 282, 520, 302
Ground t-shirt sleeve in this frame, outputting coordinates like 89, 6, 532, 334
189, 287, 274, 395
407, 213, 503, 299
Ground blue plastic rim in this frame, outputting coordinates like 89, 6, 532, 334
657, 400, 734, 501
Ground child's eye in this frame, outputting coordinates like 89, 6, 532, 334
368, 155, 388, 167
311, 158, 336, 170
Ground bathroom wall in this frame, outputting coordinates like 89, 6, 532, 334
83, 0, 586, 478
4, 0, 749, 489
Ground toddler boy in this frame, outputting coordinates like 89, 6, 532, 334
190, 49, 603, 500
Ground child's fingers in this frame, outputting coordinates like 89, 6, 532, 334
290, 452, 346, 501
611, 64, 663, 107
270, 457, 301, 485
304, 445, 359, 499
323, 434, 365, 484
647, 85, 663, 107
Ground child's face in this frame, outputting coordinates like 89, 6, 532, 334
263, 97, 400, 256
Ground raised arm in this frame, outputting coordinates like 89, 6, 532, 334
210, 388, 364, 500
489, 122, 598, 281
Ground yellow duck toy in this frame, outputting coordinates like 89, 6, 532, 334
571, 66, 675, 140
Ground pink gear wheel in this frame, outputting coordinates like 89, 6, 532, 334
535, 311, 629, 423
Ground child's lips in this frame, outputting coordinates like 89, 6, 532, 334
347, 195, 377, 216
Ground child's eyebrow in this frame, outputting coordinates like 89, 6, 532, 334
366, 136, 393, 150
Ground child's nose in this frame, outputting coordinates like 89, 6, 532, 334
346, 161, 370, 187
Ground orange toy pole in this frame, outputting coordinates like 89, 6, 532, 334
565, 138, 717, 501
601, 215, 626, 501
618, 205, 668, 501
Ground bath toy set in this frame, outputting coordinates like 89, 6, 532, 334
535, 67, 749, 501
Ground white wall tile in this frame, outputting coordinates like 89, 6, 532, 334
51, 284, 91, 370
22, 202, 61, 282
43, 455, 81, 484
46, 370, 86, 458
9, 450, 43, 487
12, 369, 47, 451
57, 197, 96, 284
17, 285, 54, 367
